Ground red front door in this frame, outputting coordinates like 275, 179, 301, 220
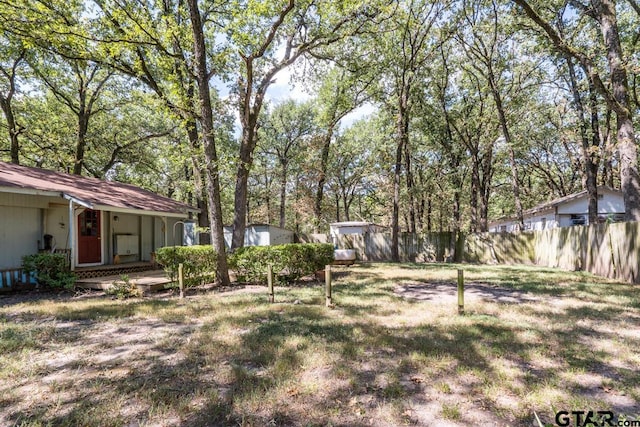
78, 209, 101, 264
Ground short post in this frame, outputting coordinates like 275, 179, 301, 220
178, 263, 184, 299
457, 268, 464, 315
325, 264, 332, 307
267, 264, 274, 303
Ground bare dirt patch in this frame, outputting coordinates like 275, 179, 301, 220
395, 280, 542, 304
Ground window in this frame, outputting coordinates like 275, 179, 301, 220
80, 210, 99, 236
570, 214, 586, 226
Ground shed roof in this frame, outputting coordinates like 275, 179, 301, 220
0, 161, 197, 217
330, 221, 374, 227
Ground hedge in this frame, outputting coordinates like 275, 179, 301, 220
155, 245, 217, 287
22, 253, 75, 290
229, 243, 334, 284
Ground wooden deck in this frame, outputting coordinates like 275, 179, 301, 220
74, 262, 158, 280
74, 269, 172, 293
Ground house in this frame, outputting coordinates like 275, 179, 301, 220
489, 186, 625, 232
0, 161, 198, 271
223, 223, 294, 248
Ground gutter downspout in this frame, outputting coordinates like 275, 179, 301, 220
68, 199, 75, 271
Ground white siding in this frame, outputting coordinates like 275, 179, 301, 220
0, 192, 51, 209
246, 227, 270, 246
0, 205, 41, 269
557, 189, 624, 215
267, 227, 294, 245
140, 216, 153, 261
44, 205, 70, 251
335, 226, 365, 235
597, 191, 625, 214
166, 218, 184, 246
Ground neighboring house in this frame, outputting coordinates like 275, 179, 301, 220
329, 221, 386, 238
489, 186, 625, 232
0, 161, 198, 271
223, 224, 294, 248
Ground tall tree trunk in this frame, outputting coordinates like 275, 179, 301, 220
392, 96, 409, 263
342, 187, 351, 222
587, 77, 602, 219
314, 124, 335, 231
566, 57, 599, 224
478, 143, 493, 232
185, 119, 209, 234
489, 74, 524, 230
74, 111, 89, 175
595, 0, 640, 220
0, 97, 20, 164
0, 55, 23, 165
451, 188, 461, 261
426, 194, 432, 233
601, 108, 615, 187
404, 139, 416, 233
470, 151, 480, 233
232, 118, 258, 248
186, 0, 230, 286
279, 161, 288, 228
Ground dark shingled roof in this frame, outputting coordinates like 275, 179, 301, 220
0, 161, 197, 216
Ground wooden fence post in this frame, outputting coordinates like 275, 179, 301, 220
178, 263, 184, 299
325, 264, 332, 307
457, 269, 464, 315
267, 264, 274, 303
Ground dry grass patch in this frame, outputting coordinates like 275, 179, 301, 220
0, 263, 638, 426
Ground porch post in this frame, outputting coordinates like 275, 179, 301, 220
163, 217, 168, 247
68, 199, 75, 271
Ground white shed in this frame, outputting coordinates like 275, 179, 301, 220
329, 221, 386, 237
223, 224, 294, 247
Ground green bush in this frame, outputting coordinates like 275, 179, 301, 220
22, 253, 75, 290
229, 243, 334, 284
155, 245, 217, 287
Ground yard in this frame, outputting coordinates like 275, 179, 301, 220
1, 263, 638, 426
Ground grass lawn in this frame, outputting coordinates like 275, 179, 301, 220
1, 263, 638, 426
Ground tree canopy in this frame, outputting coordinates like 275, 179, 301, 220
1, 0, 638, 258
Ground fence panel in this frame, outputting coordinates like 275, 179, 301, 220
306, 222, 640, 283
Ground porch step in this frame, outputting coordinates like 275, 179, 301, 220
74, 262, 158, 280
74, 269, 171, 293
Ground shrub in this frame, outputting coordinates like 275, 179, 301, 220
155, 245, 217, 287
22, 253, 75, 290
229, 243, 334, 284
106, 275, 143, 299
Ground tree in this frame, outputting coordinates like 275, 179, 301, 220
257, 99, 318, 228
512, 0, 640, 221
308, 65, 373, 230
0, 41, 25, 165
368, 0, 447, 261
456, 0, 534, 230
186, 0, 230, 286
227, 0, 386, 249
28, 55, 114, 175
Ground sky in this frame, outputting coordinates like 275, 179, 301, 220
216, 65, 376, 138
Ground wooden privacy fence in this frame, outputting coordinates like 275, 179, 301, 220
305, 221, 640, 283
